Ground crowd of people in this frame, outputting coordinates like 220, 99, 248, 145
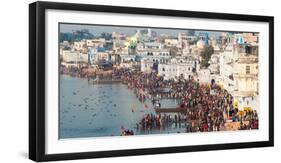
120, 128, 134, 136
112, 67, 259, 134
136, 113, 186, 132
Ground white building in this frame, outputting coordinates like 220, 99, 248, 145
140, 58, 154, 72
137, 48, 169, 56
143, 42, 164, 49
137, 48, 172, 74
86, 39, 105, 48
164, 39, 178, 47
158, 56, 199, 80
62, 50, 88, 63
120, 61, 134, 68
196, 69, 211, 84
113, 40, 126, 51
61, 41, 70, 47
118, 54, 137, 68
73, 41, 87, 52
208, 54, 220, 74
96, 52, 110, 61
178, 32, 188, 49
120, 54, 135, 62
88, 47, 98, 64
112, 32, 126, 40
217, 45, 237, 92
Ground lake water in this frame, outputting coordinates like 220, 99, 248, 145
59, 75, 185, 139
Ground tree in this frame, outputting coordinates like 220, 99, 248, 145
100, 32, 112, 40
187, 29, 195, 36
200, 45, 214, 68
59, 29, 94, 42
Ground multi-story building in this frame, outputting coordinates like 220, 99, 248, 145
164, 39, 178, 47
62, 50, 88, 63
233, 44, 259, 111
88, 47, 98, 64
86, 38, 105, 48
137, 48, 170, 58
73, 40, 87, 52
217, 45, 236, 92
112, 32, 126, 40
96, 52, 110, 62
208, 54, 220, 74
140, 58, 154, 72
158, 56, 199, 80
196, 69, 211, 84
178, 32, 188, 50
234, 33, 259, 45
143, 42, 164, 49
139, 48, 171, 73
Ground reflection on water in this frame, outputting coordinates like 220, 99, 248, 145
59, 75, 184, 139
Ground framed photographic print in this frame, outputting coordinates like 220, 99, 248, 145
29, 1, 274, 162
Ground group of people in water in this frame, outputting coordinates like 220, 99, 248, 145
120, 126, 135, 136
136, 113, 187, 134
112, 67, 259, 135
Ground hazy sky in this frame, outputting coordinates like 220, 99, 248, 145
59, 23, 225, 38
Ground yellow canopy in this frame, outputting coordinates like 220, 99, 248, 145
243, 107, 253, 112
234, 100, 238, 108
237, 110, 244, 116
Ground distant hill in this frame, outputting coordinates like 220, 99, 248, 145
59, 29, 95, 42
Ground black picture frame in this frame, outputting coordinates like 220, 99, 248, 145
29, 1, 274, 162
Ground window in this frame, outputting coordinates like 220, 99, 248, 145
246, 65, 250, 74
245, 46, 252, 54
